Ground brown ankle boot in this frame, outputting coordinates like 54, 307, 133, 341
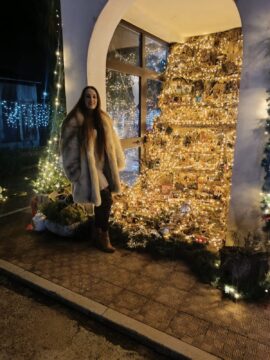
96, 229, 115, 253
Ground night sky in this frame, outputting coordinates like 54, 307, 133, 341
0, 1, 59, 88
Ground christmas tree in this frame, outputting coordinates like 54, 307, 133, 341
112, 28, 243, 249
32, 6, 67, 195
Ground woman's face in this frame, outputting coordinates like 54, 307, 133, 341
84, 88, 98, 110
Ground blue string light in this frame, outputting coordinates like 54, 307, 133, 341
1, 101, 51, 128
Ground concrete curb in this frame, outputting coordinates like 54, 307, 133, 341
0, 206, 30, 218
0, 259, 220, 360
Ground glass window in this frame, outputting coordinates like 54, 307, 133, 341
106, 23, 169, 181
120, 147, 140, 186
146, 79, 162, 131
145, 36, 168, 73
107, 24, 140, 66
106, 69, 140, 139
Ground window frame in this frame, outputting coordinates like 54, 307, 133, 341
106, 20, 168, 149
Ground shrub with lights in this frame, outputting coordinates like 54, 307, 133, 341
32, 135, 68, 194
0, 186, 7, 203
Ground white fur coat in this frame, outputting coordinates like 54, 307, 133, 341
60, 111, 125, 206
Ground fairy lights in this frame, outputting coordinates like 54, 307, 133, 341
106, 67, 139, 139
224, 284, 242, 300
32, 136, 68, 194
0, 186, 7, 202
112, 28, 243, 250
1, 100, 51, 129
54, 49, 62, 108
33, 7, 66, 194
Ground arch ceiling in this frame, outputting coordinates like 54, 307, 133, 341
123, 0, 241, 42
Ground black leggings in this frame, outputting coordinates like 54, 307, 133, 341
94, 187, 113, 232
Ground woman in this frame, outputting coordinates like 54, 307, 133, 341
60, 86, 125, 252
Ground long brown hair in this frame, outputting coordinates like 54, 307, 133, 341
61, 86, 106, 159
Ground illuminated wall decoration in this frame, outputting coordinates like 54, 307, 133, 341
1, 101, 50, 129
0, 81, 49, 146
112, 28, 243, 249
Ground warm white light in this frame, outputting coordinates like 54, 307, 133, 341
110, 28, 242, 249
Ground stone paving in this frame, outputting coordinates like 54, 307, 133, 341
0, 209, 270, 360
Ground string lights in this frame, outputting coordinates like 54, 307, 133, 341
32, 135, 68, 194
33, 7, 66, 194
112, 28, 243, 250
106, 62, 139, 139
0, 186, 7, 203
1, 100, 51, 129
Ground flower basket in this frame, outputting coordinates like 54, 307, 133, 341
38, 191, 92, 237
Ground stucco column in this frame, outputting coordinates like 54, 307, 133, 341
60, 0, 108, 111
60, 0, 135, 112
228, 0, 270, 240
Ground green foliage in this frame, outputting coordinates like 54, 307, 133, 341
219, 246, 269, 299
60, 205, 88, 225
260, 271, 270, 292
40, 200, 66, 223
110, 223, 219, 283
40, 200, 88, 226
32, 136, 69, 194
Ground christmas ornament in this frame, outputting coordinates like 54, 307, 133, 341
195, 235, 208, 244
179, 203, 191, 214
160, 227, 170, 238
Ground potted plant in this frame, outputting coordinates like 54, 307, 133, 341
39, 191, 92, 237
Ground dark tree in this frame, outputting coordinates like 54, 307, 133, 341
0, 0, 62, 101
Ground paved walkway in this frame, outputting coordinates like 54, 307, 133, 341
0, 209, 269, 360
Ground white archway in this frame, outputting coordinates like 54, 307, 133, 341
62, 0, 270, 239
86, 0, 244, 239
87, 0, 135, 108
87, 0, 241, 109
61, 0, 240, 111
